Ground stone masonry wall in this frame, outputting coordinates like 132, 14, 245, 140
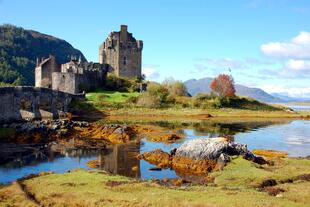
0, 87, 84, 123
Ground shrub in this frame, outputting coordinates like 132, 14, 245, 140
136, 92, 161, 108
146, 82, 169, 103
175, 96, 192, 108
104, 73, 141, 92
162, 78, 188, 97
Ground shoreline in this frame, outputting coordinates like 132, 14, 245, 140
76, 107, 310, 123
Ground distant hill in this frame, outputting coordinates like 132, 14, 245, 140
0, 24, 86, 85
271, 93, 310, 103
184, 77, 283, 103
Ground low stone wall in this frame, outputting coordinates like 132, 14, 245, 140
0, 86, 85, 123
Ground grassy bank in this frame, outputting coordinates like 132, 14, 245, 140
71, 90, 310, 119
1, 157, 309, 206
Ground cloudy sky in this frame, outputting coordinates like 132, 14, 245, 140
0, 0, 310, 97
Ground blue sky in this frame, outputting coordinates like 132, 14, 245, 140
1, 0, 310, 97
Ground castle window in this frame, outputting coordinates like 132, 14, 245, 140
123, 57, 127, 65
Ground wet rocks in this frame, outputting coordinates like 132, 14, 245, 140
138, 137, 267, 175
252, 149, 288, 158
137, 149, 172, 168
175, 137, 250, 160
0, 120, 90, 143
131, 125, 183, 143
77, 124, 137, 144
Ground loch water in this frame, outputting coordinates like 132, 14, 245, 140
1, 119, 310, 184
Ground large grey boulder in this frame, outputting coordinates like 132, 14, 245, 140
175, 138, 251, 161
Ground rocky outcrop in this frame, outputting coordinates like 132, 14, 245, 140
0, 120, 89, 143
138, 137, 267, 175
175, 137, 249, 161
75, 124, 137, 144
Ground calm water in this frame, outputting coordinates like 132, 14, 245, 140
1, 120, 310, 184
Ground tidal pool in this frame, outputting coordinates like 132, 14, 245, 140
1, 119, 310, 184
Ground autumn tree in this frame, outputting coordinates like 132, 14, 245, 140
210, 74, 236, 97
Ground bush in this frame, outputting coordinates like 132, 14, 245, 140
162, 78, 188, 97
146, 82, 169, 103
136, 92, 161, 108
104, 73, 141, 92
175, 96, 192, 108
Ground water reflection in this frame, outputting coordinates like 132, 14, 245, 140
98, 143, 141, 178
1, 119, 310, 184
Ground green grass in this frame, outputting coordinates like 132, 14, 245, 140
1, 157, 309, 206
86, 90, 139, 103
75, 91, 310, 119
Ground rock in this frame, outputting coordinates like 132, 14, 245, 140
259, 179, 277, 188
175, 138, 249, 160
139, 137, 268, 176
138, 149, 172, 168
265, 187, 285, 196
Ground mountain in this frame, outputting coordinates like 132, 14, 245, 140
184, 77, 283, 103
0, 24, 86, 85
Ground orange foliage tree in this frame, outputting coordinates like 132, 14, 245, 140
210, 74, 236, 97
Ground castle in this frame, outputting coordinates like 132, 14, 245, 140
99, 25, 143, 78
35, 25, 143, 94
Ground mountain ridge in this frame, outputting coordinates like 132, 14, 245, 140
184, 77, 283, 103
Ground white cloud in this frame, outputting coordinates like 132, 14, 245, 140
142, 67, 160, 80
286, 59, 310, 71
261, 31, 310, 59
292, 32, 310, 45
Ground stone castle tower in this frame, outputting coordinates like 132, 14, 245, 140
35, 55, 60, 88
99, 25, 143, 78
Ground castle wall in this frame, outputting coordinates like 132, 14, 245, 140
52, 72, 79, 94
52, 66, 107, 94
35, 56, 60, 88
118, 46, 142, 78
100, 37, 120, 76
0, 87, 84, 123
